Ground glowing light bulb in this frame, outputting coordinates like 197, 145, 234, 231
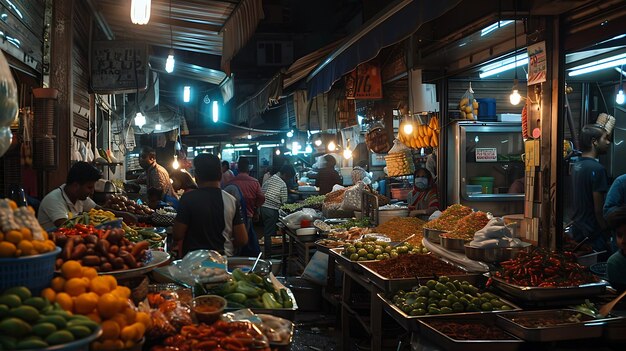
155, 123, 162, 130
134, 112, 146, 128
510, 89, 521, 105
172, 155, 179, 170
275, 149, 281, 155
343, 148, 352, 159
281, 139, 285, 144
328, 141, 336, 152
403, 122, 413, 135
130, 0, 151, 25
287, 130, 294, 138
247, 133, 252, 139
165, 53, 175, 73
617, 89, 625, 105
314, 139, 322, 146
305, 144, 313, 153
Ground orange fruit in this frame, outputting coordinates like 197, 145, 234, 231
132, 322, 146, 338
135, 311, 152, 330
5, 230, 22, 244
32, 240, 46, 253
65, 278, 88, 297
86, 312, 102, 323
17, 240, 34, 256
100, 320, 121, 340
102, 339, 125, 350
0, 241, 16, 257
43, 240, 56, 251
81, 267, 98, 279
124, 340, 136, 349
111, 286, 131, 299
97, 293, 122, 319
102, 275, 118, 290
120, 324, 140, 342
0, 232, 4, 241
50, 276, 66, 292
74, 292, 99, 314
40, 230, 49, 241
20, 228, 32, 241
56, 292, 74, 312
123, 307, 136, 324
89, 276, 111, 295
7, 200, 17, 210
91, 341, 103, 351
61, 261, 83, 279
109, 313, 128, 329
41, 288, 56, 302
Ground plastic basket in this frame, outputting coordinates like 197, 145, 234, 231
590, 262, 607, 278
0, 246, 61, 294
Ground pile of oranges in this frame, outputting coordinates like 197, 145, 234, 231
0, 200, 56, 258
41, 261, 152, 350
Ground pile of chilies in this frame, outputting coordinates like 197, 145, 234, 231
152, 321, 270, 351
489, 249, 597, 287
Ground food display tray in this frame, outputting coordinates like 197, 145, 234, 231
423, 228, 448, 244
418, 314, 524, 351
223, 287, 299, 321
100, 250, 170, 280
378, 293, 522, 331
328, 248, 376, 273
488, 275, 608, 302
359, 256, 484, 292
464, 243, 531, 263
495, 309, 623, 342
439, 235, 468, 252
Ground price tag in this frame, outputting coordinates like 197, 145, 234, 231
475, 148, 498, 162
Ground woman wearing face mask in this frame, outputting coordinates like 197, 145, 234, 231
407, 168, 439, 218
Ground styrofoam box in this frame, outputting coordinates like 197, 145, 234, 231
498, 113, 522, 122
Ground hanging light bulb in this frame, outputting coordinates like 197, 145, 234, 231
165, 51, 175, 73
314, 139, 322, 147
305, 144, 313, 153
281, 138, 285, 144
343, 148, 352, 159
275, 149, 281, 155
134, 112, 146, 128
509, 79, 521, 105
402, 118, 413, 135
155, 123, 162, 130
617, 89, 625, 105
172, 155, 180, 170
286, 130, 294, 138
328, 140, 336, 152
247, 133, 252, 139
130, 0, 151, 25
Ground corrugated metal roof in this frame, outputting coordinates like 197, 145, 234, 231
283, 39, 343, 89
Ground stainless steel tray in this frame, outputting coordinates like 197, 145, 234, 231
464, 242, 531, 263
495, 309, 622, 342
359, 256, 484, 292
488, 275, 608, 301
440, 235, 468, 252
418, 314, 524, 351
328, 247, 375, 273
423, 228, 448, 244
378, 292, 522, 331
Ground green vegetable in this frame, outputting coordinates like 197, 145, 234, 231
280, 289, 293, 308
244, 298, 265, 309
246, 273, 264, 286
224, 293, 247, 304
216, 281, 238, 295
235, 281, 263, 297
262, 293, 283, 309
232, 268, 248, 282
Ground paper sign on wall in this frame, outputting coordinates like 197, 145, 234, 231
475, 148, 498, 162
91, 41, 148, 93
345, 61, 383, 99
527, 41, 547, 86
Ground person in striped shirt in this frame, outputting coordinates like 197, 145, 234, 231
260, 164, 296, 258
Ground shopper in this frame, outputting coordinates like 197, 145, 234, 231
606, 206, 626, 292
173, 153, 248, 257
316, 154, 342, 195
38, 162, 102, 230
170, 169, 198, 194
138, 146, 176, 199
226, 157, 264, 256
570, 124, 611, 254
604, 174, 626, 216
221, 160, 235, 187
407, 168, 439, 218
260, 164, 295, 258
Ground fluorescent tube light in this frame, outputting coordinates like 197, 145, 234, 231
183, 86, 191, 102
480, 56, 528, 78
481, 20, 514, 37
568, 53, 626, 76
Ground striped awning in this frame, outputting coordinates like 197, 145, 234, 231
221, 0, 265, 74
283, 39, 343, 89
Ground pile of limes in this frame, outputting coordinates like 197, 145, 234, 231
341, 237, 425, 261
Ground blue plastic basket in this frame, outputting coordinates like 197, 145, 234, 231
0, 246, 61, 294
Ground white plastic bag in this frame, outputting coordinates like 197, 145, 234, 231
282, 208, 318, 229
340, 182, 365, 211
171, 249, 229, 284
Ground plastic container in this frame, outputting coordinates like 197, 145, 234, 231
476, 98, 496, 121
470, 177, 495, 194
378, 208, 409, 224
0, 247, 61, 293
191, 295, 227, 324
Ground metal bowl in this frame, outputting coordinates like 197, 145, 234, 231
439, 234, 468, 252
424, 228, 448, 244
464, 242, 532, 263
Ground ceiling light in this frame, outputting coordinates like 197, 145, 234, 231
314, 139, 322, 147
305, 144, 313, 153
247, 133, 252, 139
618, 90, 625, 105
343, 148, 352, 159
509, 6, 521, 107
287, 130, 294, 138
281, 139, 285, 144
172, 155, 179, 170
134, 112, 146, 128
183, 86, 191, 103
510, 88, 521, 105
402, 120, 413, 135
130, 0, 151, 25
328, 141, 336, 152
568, 53, 626, 76
155, 123, 162, 130
479, 56, 528, 78
165, 52, 175, 73
275, 149, 281, 155
480, 20, 514, 37
212, 101, 219, 122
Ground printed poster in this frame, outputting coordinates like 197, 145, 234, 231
527, 41, 547, 86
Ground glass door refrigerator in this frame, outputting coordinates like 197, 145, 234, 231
446, 121, 525, 216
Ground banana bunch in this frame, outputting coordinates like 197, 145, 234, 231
459, 98, 479, 120
397, 116, 440, 149
385, 151, 415, 177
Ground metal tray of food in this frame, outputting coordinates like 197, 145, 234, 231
488, 275, 608, 302
314, 239, 345, 254
423, 228, 448, 244
359, 256, 484, 292
440, 235, 468, 252
328, 248, 375, 273
495, 309, 622, 342
464, 242, 532, 263
418, 314, 524, 351
223, 287, 299, 321
378, 292, 522, 331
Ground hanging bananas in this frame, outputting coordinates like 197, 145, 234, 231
398, 116, 440, 149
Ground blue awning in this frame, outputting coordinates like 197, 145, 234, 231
306, 0, 461, 99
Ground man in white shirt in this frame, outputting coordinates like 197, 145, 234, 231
38, 162, 101, 230
260, 164, 295, 258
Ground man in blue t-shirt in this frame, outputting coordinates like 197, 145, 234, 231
606, 206, 626, 292
570, 124, 611, 254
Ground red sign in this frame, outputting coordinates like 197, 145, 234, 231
345, 61, 383, 99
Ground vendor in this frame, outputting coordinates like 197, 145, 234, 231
606, 206, 626, 292
407, 168, 439, 218
173, 153, 248, 257
137, 146, 177, 200
38, 162, 136, 230
316, 154, 341, 195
